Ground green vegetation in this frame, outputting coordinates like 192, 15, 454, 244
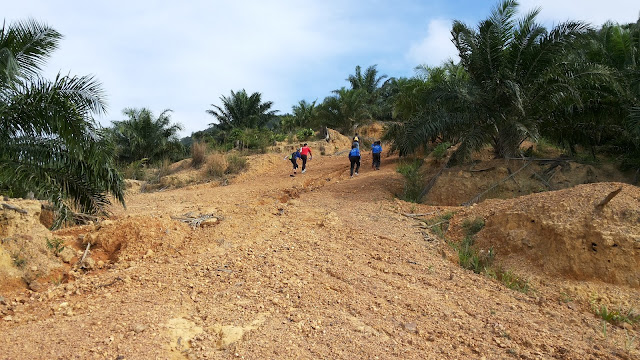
46, 237, 65, 254
594, 305, 640, 325
427, 211, 456, 239
109, 108, 184, 164
225, 153, 247, 174
0, 19, 125, 228
396, 159, 424, 203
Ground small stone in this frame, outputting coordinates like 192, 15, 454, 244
3, 315, 12, 321
0, 296, 6, 305
58, 247, 75, 263
97, 260, 105, 268
145, 249, 154, 258
402, 322, 418, 333
622, 322, 633, 331
133, 323, 147, 334
200, 218, 219, 227
30, 266, 38, 272
82, 257, 96, 270
28, 281, 44, 292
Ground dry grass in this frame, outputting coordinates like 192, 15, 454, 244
206, 153, 227, 177
191, 141, 207, 169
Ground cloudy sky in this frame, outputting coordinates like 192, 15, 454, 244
4, 0, 639, 136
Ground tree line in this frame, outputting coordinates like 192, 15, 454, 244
2, 0, 639, 226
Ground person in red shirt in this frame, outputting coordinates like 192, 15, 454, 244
299, 143, 312, 173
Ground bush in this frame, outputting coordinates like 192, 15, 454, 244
396, 159, 424, 202
225, 153, 247, 174
206, 153, 227, 177
122, 159, 148, 180
296, 128, 315, 141
462, 217, 485, 236
432, 142, 451, 160
191, 141, 207, 168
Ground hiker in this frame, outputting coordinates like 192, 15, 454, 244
300, 143, 312, 173
371, 140, 382, 170
352, 133, 360, 149
284, 147, 302, 176
348, 143, 360, 177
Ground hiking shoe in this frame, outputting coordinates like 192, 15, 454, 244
302, 169, 306, 174
355, 172, 359, 175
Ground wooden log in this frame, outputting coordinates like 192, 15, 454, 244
596, 187, 623, 209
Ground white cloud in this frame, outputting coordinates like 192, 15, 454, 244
406, 19, 459, 68
518, 0, 640, 26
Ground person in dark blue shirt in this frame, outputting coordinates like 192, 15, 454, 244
371, 141, 382, 170
285, 148, 302, 176
348, 144, 360, 177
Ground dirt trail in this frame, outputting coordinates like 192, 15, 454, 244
1, 151, 639, 359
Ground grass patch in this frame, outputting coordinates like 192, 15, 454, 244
46, 238, 65, 254
594, 305, 640, 325
225, 153, 247, 174
427, 212, 455, 239
431, 142, 451, 160
449, 216, 532, 293
396, 159, 424, 203
191, 141, 207, 168
206, 153, 227, 177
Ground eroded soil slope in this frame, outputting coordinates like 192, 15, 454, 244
1, 150, 639, 359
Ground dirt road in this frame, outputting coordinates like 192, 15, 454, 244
1, 151, 638, 359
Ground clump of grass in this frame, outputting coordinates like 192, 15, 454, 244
595, 305, 640, 325
462, 217, 485, 236
454, 235, 494, 274
46, 238, 65, 254
431, 142, 451, 160
206, 153, 227, 177
449, 216, 532, 293
396, 159, 424, 203
156, 158, 172, 178
191, 141, 207, 168
225, 153, 247, 174
428, 211, 455, 239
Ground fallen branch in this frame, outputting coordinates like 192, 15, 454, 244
596, 187, 623, 209
401, 212, 436, 218
468, 166, 495, 172
171, 213, 221, 228
1, 203, 27, 214
79, 243, 91, 265
462, 161, 532, 206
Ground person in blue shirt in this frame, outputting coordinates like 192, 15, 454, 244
285, 147, 302, 176
348, 144, 360, 177
371, 141, 382, 170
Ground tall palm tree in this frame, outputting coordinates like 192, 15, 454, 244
319, 88, 371, 133
392, 0, 617, 161
206, 89, 278, 130
291, 99, 318, 128
0, 19, 124, 228
109, 108, 184, 164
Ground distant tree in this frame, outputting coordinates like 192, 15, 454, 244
109, 108, 184, 163
319, 88, 371, 133
0, 19, 124, 228
206, 89, 278, 130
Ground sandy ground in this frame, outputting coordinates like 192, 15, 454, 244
1, 150, 639, 359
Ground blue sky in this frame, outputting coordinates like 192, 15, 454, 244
4, 0, 639, 136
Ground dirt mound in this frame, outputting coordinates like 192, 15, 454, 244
0, 199, 61, 292
424, 158, 631, 206
356, 122, 385, 141
449, 182, 640, 287
55, 215, 193, 262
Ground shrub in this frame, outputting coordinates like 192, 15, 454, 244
296, 128, 315, 141
122, 159, 148, 180
156, 158, 172, 178
206, 153, 227, 177
46, 238, 65, 254
191, 141, 207, 168
462, 217, 485, 236
432, 142, 451, 160
225, 153, 247, 174
595, 305, 640, 325
396, 159, 424, 202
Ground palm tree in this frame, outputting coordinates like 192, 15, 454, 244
391, 0, 617, 161
206, 89, 278, 130
319, 88, 371, 133
109, 108, 184, 164
0, 19, 124, 228
291, 99, 318, 128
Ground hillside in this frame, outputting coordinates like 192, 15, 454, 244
1, 146, 639, 359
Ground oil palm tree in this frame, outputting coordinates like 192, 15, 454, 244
319, 87, 371, 133
109, 108, 184, 164
206, 89, 278, 130
392, 0, 617, 161
0, 19, 124, 228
